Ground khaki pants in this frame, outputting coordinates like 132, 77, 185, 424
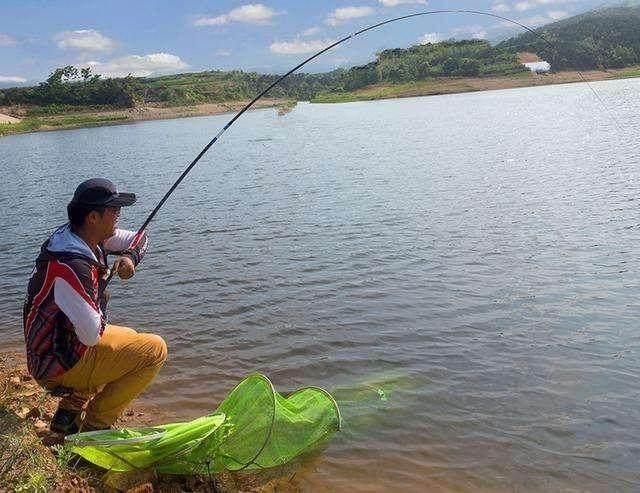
46, 324, 167, 429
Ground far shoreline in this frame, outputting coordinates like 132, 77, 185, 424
0, 98, 292, 137
310, 66, 640, 103
1, 66, 638, 137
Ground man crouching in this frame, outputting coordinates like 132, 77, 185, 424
23, 178, 167, 434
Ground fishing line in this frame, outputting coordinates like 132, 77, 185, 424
131, 9, 619, 242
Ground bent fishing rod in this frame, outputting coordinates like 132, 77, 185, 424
127, 9, 613, 252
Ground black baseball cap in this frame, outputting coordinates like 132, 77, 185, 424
70, 178, 136, 207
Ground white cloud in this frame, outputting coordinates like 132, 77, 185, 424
55, 29, 116, 52
330, 57, 350, 67
515, 1, 535, 11
326, 6, 375, 26
548, 10, 569, 20
270, 38, 335, 55
194, 4, 277, 26
533, 0, 576, 4
302, 27, 321, 36
85, 53, 188, 78
491, 2, 511, 13
194, 16, 227, 26
494, 0, 575, 28
419, 32, 440, 44
519, 10, 569, 26
517, 14, 548, 24
513, 0, 576, 10
0, 34, 17, 47
452, 25, 488, 40
379, 0, 426, 6
0, 75, 27, 83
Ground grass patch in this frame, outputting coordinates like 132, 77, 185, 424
25, 104, 117, 117
312, 81, 424, 103
0, 354, 96, 491
0, 118, 43, 135
310, 71, 578, 104
311, 79, 471, 103
0, 409, 58, 491
0, 114, 131, 136
614, 65, 640, 78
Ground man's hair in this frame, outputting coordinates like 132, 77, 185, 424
67, 202, 105, 227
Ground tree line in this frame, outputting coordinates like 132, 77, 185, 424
340, 40, 524, 91
499, 6, 640, 70
0, 40, 525, 109
0, 66, 143, 109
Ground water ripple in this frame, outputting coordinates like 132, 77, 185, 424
2, 79, 640, 491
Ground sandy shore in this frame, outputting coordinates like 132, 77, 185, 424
0, 113, 20, 124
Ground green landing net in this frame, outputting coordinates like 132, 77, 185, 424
65, 373, 341, 474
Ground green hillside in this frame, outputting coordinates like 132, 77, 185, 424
499, 5, 640, 69
340, 40, 525, 88
0, 40, 523, 110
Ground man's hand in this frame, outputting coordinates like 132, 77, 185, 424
113, 256, 135, 280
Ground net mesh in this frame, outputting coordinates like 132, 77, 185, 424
67, 373, 341, 474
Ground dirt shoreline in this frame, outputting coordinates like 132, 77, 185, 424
311, 67, 639, 103
0, 98, 291, 137
0, 351, 168, 491
0, 351, 315, 491
1, 68, 638, 137
0, 113, 20, 124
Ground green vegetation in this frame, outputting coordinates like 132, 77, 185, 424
0, 114, 129, 136
312, 80, 458, 103
0, 412, 56, 491
0, 40, 523, 113
614, 65, 640, 78
0, 65, 143, 109
499, 6, 640, 70
142, 70, 340, 103
311, 73, 537, 104
0, 354, 95, 491
347, 40, 525, 86
140, 40, 523, 105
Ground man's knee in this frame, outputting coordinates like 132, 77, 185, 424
144, 334, 167, 366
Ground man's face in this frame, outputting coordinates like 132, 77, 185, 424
87, 206, 121, 239
101, 206, 121, 237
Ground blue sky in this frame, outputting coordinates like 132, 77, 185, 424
0, 0, 611, 86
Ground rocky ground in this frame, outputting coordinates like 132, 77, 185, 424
0, 352, 312, 492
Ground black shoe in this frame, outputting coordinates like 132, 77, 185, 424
50, 408, 79, 435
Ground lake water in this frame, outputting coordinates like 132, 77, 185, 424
2, 78, 640, 491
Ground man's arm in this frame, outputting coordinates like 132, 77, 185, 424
103, 229, 149, 266
52, 259, 104, 346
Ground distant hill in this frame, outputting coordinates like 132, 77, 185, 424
499, 5, 640, 70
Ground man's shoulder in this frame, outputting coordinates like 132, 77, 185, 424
43, 253, 99, 281
45, 223, 97, 262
